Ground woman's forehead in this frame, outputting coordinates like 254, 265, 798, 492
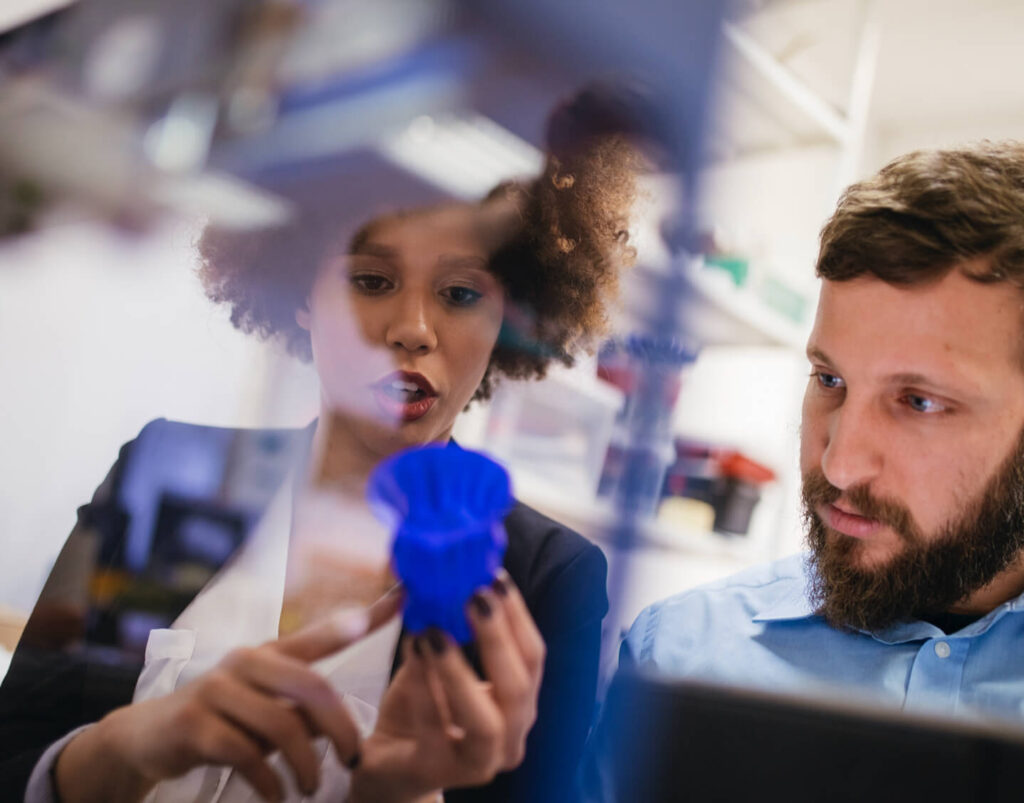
356, 203, 488, 254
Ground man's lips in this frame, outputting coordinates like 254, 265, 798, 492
370, 371, 438, 422
818, 502, 883, 539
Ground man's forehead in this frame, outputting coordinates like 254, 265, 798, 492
808, 274, 1024, 388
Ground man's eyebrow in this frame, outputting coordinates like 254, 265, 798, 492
806, 346, 834, 366
886, 372, 937, 386
808, 346, 971, 394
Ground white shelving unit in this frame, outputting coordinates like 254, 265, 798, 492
717, 0, 881, 192
624, 257, 810, 351
506, 6, 888, 631
468, 5, 886, 635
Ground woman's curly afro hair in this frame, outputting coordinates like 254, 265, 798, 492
199, 86, 643, 402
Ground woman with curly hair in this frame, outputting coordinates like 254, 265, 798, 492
1, 89, 642, 803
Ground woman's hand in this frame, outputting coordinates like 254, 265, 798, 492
55, 590, 403, 803
350, 571, 546, 803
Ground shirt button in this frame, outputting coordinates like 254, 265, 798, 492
934, 641, 951, 659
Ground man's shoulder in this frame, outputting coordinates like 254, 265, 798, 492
625, 555, 811, 669
647, 553, 808, 612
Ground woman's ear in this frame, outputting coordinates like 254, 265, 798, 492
295, 302, 311, 331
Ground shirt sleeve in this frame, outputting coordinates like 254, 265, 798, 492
24, 725, 91, 803
0, 433, 140, 798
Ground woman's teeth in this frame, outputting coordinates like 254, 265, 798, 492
388, 380, 424, 400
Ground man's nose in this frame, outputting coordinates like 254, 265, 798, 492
820, 399, 884, 492
384, 291, 438, 354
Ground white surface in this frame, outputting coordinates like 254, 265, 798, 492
715, 0, 1024, 159
0, 220, 319, 612
0, 0, 71, 33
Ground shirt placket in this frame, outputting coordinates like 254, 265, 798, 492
903, 636, 969, 716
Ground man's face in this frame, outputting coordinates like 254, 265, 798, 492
800, 267, 1024, 628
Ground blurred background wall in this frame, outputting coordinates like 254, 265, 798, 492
3, 0, 1024, 648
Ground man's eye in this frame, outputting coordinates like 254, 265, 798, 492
351, 274, 391, 294
904, 394, 944, 414
443, 286, 483, 307
813, 371, 843, 390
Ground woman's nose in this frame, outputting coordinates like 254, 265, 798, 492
384, 292, 438, 354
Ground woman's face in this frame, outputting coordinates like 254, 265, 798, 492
297, 204, 505, 459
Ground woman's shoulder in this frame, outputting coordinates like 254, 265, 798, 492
109, 418, 311, 473
502, 501, 609, 631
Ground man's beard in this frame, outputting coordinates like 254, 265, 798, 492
802, 429, 1024, 631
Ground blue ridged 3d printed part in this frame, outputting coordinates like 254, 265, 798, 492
367, 443, 511, 643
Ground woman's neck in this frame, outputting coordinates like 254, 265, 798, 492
308, 411, 382, 497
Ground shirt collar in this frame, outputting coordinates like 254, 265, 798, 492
751, 559, 818, 623
751, 553, 1024, 641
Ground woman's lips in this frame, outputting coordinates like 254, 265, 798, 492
819, 503, 883, 539
371, 371, 438, 423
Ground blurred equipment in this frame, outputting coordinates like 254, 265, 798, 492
603, 669, 1024, 803
661, 440, 777, 536
597, 335, 699, 517
486, 362, 624, 501
0, 0, 710, 240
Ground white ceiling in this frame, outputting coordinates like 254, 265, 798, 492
0, 0, 70, 33
7, 0, 1024, 158
716, 0, 1024, 155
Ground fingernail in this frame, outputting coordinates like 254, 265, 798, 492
471, 592, 493, 618
413, 636, 425, 657
427, 627, 447, 654
332, 608, 370, 641
492, 573, 511, 597
345, 748, 362, 770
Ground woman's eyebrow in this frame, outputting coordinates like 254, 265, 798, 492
438, 254, 488, 270
350, 242, 398, 259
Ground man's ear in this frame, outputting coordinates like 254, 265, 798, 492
295, 302, 311, 331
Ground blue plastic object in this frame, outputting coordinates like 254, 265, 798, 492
367, 443, 511, 643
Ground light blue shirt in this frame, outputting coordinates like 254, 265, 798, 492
622, 554, 1024, 724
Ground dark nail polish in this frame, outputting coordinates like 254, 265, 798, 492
413, 636, 425, 657
346, 749, 362, 770
492, 574, 510, 597
472, 592, 493, 618
427, 627, 447, 654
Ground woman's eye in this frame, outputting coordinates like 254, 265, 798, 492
904, 394, 944, 414
813, 371, 843, 390
350, 274, 392, 294
442, 286, 483, 307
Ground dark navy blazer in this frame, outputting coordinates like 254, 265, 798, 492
0, 419, 608, 801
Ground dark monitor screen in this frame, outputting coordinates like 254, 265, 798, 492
603, 669, 1024, 803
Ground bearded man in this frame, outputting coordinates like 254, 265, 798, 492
610, 141, 1024, 723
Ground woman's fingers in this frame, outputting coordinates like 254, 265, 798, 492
199, 671, 321, 796
418, 630, 505, 780
398, 636, 443, 732
491, 570, 546, 687
276, 586, 404, 663
466, 587, 537, 765
222, 647, 362, 766
193, 715, 283, 803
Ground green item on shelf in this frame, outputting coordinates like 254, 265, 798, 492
758, 275, 807, 323
704, 254, 749, 287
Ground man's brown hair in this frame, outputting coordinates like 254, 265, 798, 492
817, 141, 1024, 288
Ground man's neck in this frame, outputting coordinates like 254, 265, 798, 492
948, 553, 1024, 615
